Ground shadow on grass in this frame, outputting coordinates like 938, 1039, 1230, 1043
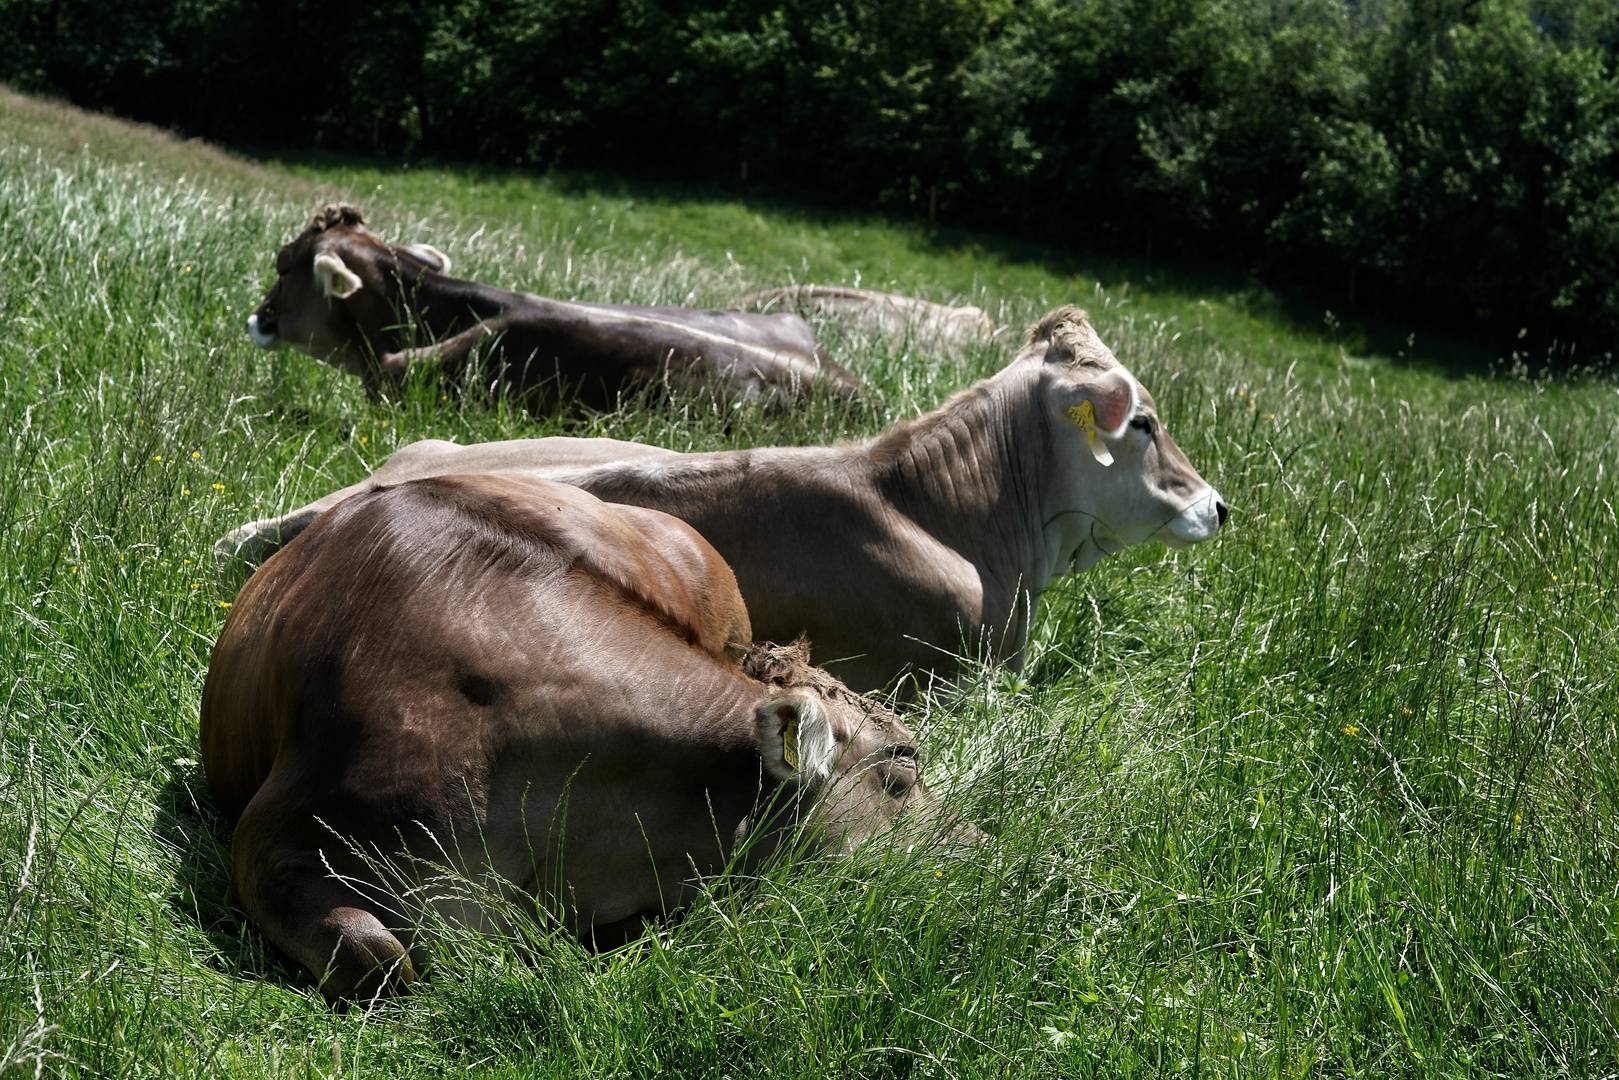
152, 765, 321, 997
226, 144, 1532, 381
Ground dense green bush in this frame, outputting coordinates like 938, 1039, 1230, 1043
5, 0, 1619, 348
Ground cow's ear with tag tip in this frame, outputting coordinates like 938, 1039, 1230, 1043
1065, 368, 1138, 465
313, 252, 363, 299
756, 694, 835, 784
402, 244, 451, 274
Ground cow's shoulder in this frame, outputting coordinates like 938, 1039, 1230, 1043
357, 474, 750, 662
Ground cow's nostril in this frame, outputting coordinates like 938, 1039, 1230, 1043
247, 312, 279, 348
1216, 500, 1229, 527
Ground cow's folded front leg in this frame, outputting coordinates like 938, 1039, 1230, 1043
231, 802, 420, 1003
380, 317, 509, 384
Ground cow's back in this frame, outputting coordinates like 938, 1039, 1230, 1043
199, 474, 753, 826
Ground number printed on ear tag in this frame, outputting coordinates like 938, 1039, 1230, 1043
782, 717, 800, 771
1068, 400, 1114, 466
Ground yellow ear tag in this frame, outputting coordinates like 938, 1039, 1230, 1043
781, 715, 800, 772
1067, 400, 1114, 466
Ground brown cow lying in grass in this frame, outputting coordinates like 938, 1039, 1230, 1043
218, 306, 1227, 692
202, 474, 941, 1002
246, 203, 861, 408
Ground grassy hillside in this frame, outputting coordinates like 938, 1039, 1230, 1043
1, 88, 1615, 1078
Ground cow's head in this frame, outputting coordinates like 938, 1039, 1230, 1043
743, 642, 955, 852
246, 203, 451, 381
1020, 306, 1227, 570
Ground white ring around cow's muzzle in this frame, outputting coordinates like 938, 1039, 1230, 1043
1160, 487, 1225, 547
247, 314, 277, 348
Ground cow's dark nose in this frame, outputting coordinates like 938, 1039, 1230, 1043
1215, 500, 1229, 528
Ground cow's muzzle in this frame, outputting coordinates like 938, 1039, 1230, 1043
1159, 487, 1227, 547
247, 312, 278, 349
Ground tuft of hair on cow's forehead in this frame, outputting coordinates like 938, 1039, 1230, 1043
277, 203, 370, 265
740, 640, 901, 728
1024, 304, 1119, 371
307, 202, 367, 235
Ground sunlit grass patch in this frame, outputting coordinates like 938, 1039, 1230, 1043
0, 90, 1615, 1078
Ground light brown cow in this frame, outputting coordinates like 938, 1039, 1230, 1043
202, 475, 939, 1001
247, 204, 861, 407
740, 285, 997, 353
217, 306, 1227, 691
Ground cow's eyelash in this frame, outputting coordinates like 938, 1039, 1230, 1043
1130, 416, 1155, 434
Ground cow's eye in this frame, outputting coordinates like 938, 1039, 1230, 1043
882, 748, 919, 796
1130, 415, 1155, 435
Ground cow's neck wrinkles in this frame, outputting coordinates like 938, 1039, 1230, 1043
867, 363, 1059, 637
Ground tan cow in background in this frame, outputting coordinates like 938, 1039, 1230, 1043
218, 306, 1227, 692
740, 285, 997, 354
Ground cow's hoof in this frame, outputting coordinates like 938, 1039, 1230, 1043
318, 909, 420, 1007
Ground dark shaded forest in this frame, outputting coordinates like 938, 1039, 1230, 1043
7, 0, 1619, 350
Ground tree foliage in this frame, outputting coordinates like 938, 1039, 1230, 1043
5, 0, 1619, 346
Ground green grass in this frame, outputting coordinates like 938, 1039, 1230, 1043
2, 86, 1616, 1077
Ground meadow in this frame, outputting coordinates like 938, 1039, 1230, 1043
1, 86, 1616, 1077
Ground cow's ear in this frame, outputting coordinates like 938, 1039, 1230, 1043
756, 694, 835, 784
1065, 369, 1138, 465
313, 252, 364, 299
402, 244, 451, 274
1086, 369, 1137, 436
